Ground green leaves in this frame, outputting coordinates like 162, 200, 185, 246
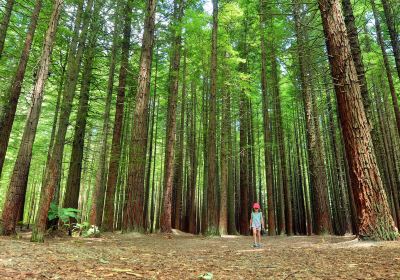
47, 202, 80, 224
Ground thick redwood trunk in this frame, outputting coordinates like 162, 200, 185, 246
123, 0, 156, 232
173, 49, 186, 230
318, 0, 398, 240
342, 0, 371, 119
0, 0, 42, 177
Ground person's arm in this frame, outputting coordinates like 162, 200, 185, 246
249, 213, 252, 229
261, 212, 265, 229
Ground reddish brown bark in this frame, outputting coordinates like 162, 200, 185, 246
0, 0, 42, 177
63, 16, 98, 212
160, 0, 184, 233
318, 0, 398, 240
88, 1, 121, 227
342, 0, 371, 119
188, 79, 198, 234
206, 0, 219, 235
101, 0, 133, 232
32, 0, 95, 242
123, 0, 156, 232
1, 0, 58, 237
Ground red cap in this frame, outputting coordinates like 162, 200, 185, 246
253, 202, 260, 209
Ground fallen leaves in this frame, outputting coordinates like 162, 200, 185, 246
0, 234, 399, 279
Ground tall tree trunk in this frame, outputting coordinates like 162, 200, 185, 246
32, 0, 95, 242
201, 68, 209, 234
88, 0, 121, 227
380, 0, 400, 80
259, 0, 275, 235
0, 0, 62, 238
123, 0, 156, 232
0, 0, 15, 58
239, 24, 249, 236
271, 49, 292, 235
160, 0, 184, 233
101, 0, 132, 231
43, 50, 67, 207
173, 47, 186, 230
293, 2, 331, 234
318, 0, 398, 240
144, 48, 159, 232
342, 0, 371, 120
206, 0, 219, 235
188, 79, 198, 234
219, 57, 229, 235
0, 0, 42, 177
63, 12, 99, 211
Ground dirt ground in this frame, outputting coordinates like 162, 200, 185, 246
0, 231, 399, 279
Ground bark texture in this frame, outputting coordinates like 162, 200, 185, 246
318, 0, 398, 240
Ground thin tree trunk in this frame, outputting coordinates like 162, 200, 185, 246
370, 0, 400, 138
0, 0, 15, 58
160, 0, 184, 233
188, 79, 198, 234
0, 0, 42, 177
219, 56, 229, 235
293, 2, 331, 234
259, 0, 275, 236
32, 0, 95, 242
380, 0, 400, 80
123, 0, 156, 232
271, 49, 292, 235
101, 0, 132, 231
63, 12, 99, 211
318, 0, 398, 240
88, 0, 121, 227
206, 0, 219, 235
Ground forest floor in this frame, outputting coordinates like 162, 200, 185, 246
0, 230, 399, 280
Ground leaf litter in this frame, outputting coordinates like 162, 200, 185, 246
0, 234, 399, 279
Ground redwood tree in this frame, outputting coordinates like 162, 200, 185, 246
318, 0, 398, 240
206, 0, 219, 235
160, 0, 185, 233
123, 0, 157, 233
0, 0, 42, 177
101, 0, 133, 232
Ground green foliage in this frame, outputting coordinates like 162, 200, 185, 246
48, 202, 80, 225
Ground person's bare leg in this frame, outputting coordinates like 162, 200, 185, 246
258, 230, 261, 245
253, 228, 257, 245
